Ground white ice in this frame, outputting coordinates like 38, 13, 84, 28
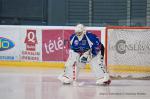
0, 67, 149, 99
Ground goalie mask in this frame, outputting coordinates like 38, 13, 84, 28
75, 24, 86, 37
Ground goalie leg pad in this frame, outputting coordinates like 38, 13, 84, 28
73, 62, 86, 80
63, 50, 80, 79
89, 52, 111, 85
90, 52, 107, 78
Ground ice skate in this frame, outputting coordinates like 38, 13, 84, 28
96, 73, 111, 85
58, 74, 72, 84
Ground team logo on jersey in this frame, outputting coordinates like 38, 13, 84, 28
74, 40, 79, 46
82, 40, 86, 45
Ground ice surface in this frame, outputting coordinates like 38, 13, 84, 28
0, 67, 149, 99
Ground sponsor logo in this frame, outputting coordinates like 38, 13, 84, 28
0, 56, 14, 60
24, 30, 37, 51
110, 39, 150, 54
0, 37, 15, 51
21, 51, 40, 61
22, 30, 40, 61
44, 37, 63, 53
116, 40, 126, 54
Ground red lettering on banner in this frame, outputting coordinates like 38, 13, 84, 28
22, 51, 40, 55
21, 56, 39, 61
22, 30, 40, 61
24, 30, 38, 51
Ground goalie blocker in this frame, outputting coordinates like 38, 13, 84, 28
58, 24, 111, 85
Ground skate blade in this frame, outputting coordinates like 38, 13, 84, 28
96, 80, 111, 86
103, 80, 111, 85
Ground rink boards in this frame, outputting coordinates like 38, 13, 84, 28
0, 25, 105, 69
0, 25, 150, 78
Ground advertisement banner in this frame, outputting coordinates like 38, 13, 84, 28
42, 30, 64, 61
20, 27, 42, 61
107, 28, 150, 66
42, 29, 101, 62
0, 26, 20, 61
0, 26, 104, 63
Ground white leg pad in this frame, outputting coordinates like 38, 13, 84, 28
90, 52, 107, 79
61, 50, 80, 81
89, 52, 111, 85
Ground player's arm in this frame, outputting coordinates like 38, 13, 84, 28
79, 33, 101, 63
88, 33, 103, 57
69, 34, 79, 52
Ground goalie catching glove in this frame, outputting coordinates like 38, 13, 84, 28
79, 56, 88, 63
79, 50, 91, 63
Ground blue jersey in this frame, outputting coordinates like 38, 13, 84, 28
70, 31, 102, 56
